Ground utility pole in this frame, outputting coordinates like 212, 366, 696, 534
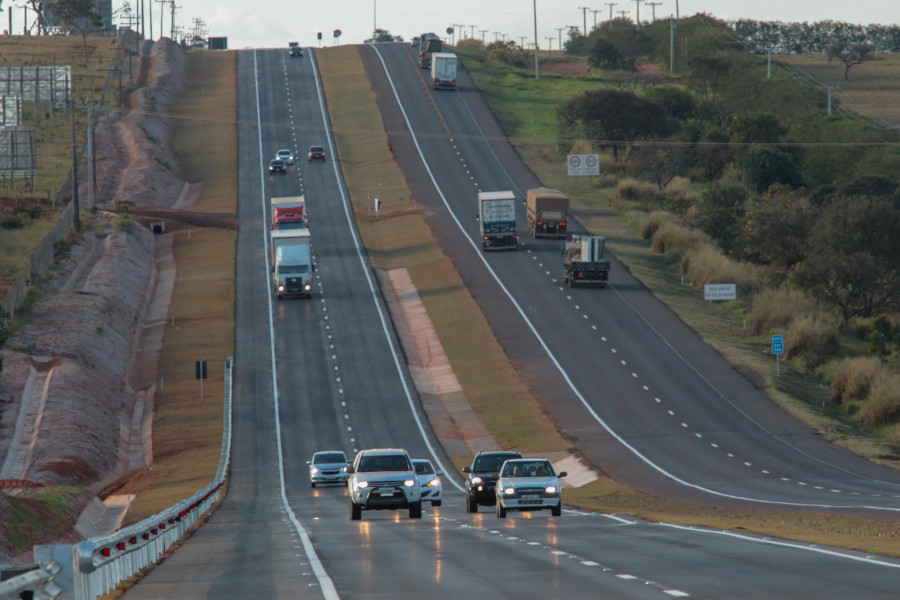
546, 36, 554, 54
154, 0, 165, 38
148, 0, 152, 39
633, 0, 641, 29
518, 35, 526, 48
533, 0, 539, 80
169, 0, 176, 40
618, 9, 629, 21
555, 27, 565, 55
645, 2, 661, 21
578, 6, 589, 35
70, 99, 80, 233
494, 31, 502, 42
592, 9, 600, 29
605, 3, 616, 30
469, 25, 476, 38
480, 29, 488, 44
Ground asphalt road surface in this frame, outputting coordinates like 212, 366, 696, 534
121, 46, 900, 599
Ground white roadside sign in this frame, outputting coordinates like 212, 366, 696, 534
704, 283, 737, 301
567, 153, 600, 176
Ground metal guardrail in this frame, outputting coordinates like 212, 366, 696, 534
0, 356, 233, 600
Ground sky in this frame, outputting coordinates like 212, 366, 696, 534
135, 1, 897, 50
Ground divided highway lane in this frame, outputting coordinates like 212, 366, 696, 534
361, 41, 900, 515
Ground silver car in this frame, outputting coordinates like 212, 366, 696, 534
276, 148, 294, 165
307, 450, 350, 487
412, 459, 443, 507
495, 458, 566, 518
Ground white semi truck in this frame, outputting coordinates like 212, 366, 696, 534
431, 52, 458, 90
271, 229, 313, 299
477, 191, 518, 251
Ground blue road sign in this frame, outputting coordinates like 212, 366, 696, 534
772, 335, 784, 355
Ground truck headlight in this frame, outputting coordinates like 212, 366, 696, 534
502, 487, 515, 495
355, 481, 369, 489
278, 284, 285, 292
403, 479, 416, 487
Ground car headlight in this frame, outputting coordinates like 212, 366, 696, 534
311, 467, 320, 474
471, 476, 483, 485
340, 466, 348, 472
502, 487, 515, 495
403, 479, 416, 487
426, 478, 440, 487
356, 481, 369, 489
278, 284, 285, 292
545, 485, 558, 494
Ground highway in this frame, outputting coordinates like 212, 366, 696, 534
121, 46, 900, 599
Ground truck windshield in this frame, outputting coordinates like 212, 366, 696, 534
278, 265, 309, 274
276, 221, 306, 230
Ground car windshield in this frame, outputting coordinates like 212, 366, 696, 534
474, 454, 518, 472
502, 461, 552, 477
315, 453, 346, 464
270, 160, 283, 166
310, 146, 323, 153
278, 150, 291, 157
413, 461, 434, 475
357, 454, 410, 472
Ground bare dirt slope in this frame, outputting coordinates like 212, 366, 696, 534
0, 38, 187, 562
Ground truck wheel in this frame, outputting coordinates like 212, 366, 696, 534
409, 501, 423, 519
351, 500, 362, 521
432, 500, 442, 507
496, 501, 506, 518
465, 494, 477, 513
552, 504, 562, 517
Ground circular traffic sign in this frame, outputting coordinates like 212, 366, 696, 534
333, 29, 342, 38
446, 27, 454, 35
568, 155, 582, 168
584, 154, 598, 168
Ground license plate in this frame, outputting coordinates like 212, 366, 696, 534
376, 487, 395, 496
521, 494, 539, 501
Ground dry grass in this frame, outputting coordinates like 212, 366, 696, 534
111, 50, 237, 525
779, 54, 900, 126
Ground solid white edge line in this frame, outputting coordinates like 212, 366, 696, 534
254, 50, 339, 599
657, 521, 900, 569
367, 44, 900, 515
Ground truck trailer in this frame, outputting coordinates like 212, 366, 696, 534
271, 196, 306, 230
478, 191, 518, 252
271, 229, 313, 299
419, 33, 442, 68
431, 52, 458, 90
563, 235, 610, 288
526, 188, 569, 238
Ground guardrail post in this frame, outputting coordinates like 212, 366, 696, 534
34, 545, 78, 600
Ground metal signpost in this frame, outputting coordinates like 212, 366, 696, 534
772, 335, 784, 378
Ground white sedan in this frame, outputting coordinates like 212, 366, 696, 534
412, 459, 443, 507
276, 148, 294, 165
495, 458, 566, 518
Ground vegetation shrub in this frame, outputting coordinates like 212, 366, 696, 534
641, 210, 676, 239
617, 178, 661, 208
1, 212, 24, 229
869, 314, 897, 356
748, 286, 816, 336
651, 220, 704, 257
828, 356, 886, 405
680, 244, 759, 294
785, 314, 841, 371
860, 374, 900, 428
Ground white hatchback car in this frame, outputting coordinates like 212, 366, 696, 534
412, 459, 443, 507
276, 148, 294, 165
307, 450, 350, 487
495, 458, 566, 518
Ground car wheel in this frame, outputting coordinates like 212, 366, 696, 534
432, 500, 441, 507
465, 493, 477, 513
351, 500, 361, 521
551, 504, 561, 517
409, 501, 422, 519
310, 482, 316, 488
496, 501, 506, 518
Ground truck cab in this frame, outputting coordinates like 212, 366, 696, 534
271, 229, 313, 299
